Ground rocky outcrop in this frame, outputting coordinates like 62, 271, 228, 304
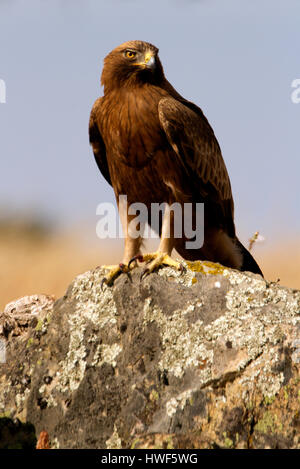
0, 261, 300, 449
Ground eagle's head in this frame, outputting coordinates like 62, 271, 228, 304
101, 40, 165, 92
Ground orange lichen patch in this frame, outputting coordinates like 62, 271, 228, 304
36, 430, 50, 449
186, 260, 226, 276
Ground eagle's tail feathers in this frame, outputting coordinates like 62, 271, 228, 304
235, 238, 264, 277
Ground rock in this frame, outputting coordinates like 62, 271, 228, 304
0, 261, 299, 449
0, 295, 55, 339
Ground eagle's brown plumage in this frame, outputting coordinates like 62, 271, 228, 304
89, 40, 263, 281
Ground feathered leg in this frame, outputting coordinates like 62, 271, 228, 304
128, 203, 184, 280
101, 197, 143, 287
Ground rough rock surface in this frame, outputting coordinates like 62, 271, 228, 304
0, 261, 300, 449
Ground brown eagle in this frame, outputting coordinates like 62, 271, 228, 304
89, 40, 263, 284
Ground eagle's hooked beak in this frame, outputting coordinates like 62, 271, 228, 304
134, 52, 155, 69
144, 52, 155, 69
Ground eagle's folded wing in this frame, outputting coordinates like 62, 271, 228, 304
158, 97, 232, 203
89, 98, 112, 186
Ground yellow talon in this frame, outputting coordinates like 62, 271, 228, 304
101, 263, 131, 288
142, 253, 181, 269
101, 253, 185, 288
132, 252, 185, 280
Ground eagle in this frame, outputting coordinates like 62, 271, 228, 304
89, 40, 263, 285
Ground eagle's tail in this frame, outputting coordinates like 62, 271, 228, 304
235, 238, 264, 277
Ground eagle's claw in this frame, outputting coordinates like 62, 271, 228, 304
101, 277, 108, 291
137, 252, 184, 278
140, 268, 150, 282
128, 254, 144, 270
101, 262, 132, 289
102, 254, 185, 287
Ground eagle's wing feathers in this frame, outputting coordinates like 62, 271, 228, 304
89, 98, 112, 186
158, 97, 232, 202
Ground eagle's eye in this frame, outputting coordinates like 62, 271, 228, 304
125, 50, 137, 59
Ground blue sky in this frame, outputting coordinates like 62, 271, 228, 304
0, 0, 299, 247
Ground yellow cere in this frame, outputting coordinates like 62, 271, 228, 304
144, 52, 153, 63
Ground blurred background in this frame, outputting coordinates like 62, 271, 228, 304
0, 0, 299, 309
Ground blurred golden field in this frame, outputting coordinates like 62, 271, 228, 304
0, 219, 299, 311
